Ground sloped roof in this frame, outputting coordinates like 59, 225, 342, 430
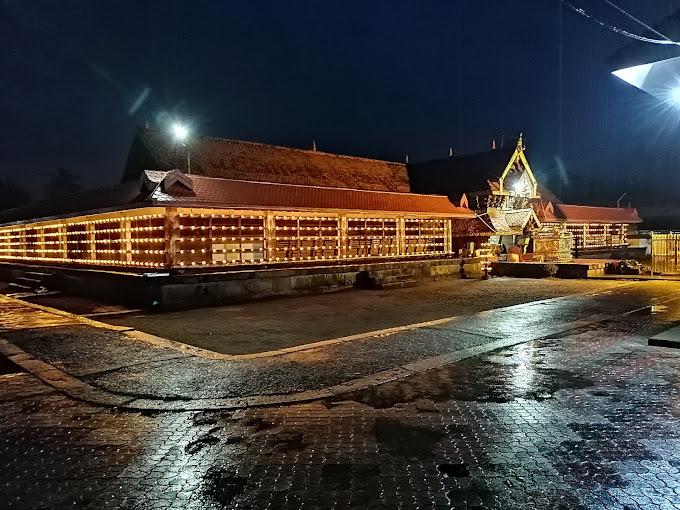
484, 208, 539, 235
144, 171, 474, 217
450, 217, 494, 237
486, 214, 510, 234
122, 128, 410, 193
535, 183, 561, 204
0, 181, 147, 225
407, 147, 515, 199
538, 203, 642, 224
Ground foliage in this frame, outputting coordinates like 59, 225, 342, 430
0, 178, 31, 211
43, 168, 82, 199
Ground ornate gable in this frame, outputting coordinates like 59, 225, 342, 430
497, 136, 538, 199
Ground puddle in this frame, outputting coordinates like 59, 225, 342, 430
185, 428, 221, 454
0, 355, 25, 375
343, 354, 592, 408
272, 433, 306, 453
202, 466, 247, 506
242, 417, 276, 432
437, 463, 469, 478
374, 418, 445, 457
193, 411, 223, 426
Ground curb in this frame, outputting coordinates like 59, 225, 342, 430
0, 307, 647, 412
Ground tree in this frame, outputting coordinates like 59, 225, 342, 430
43, 168, 82, 199
0, 178, 31, 211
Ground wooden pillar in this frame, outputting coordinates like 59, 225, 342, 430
164, 208, 179, 268
444, 219, 452, 254
339, 215, 348, 259
582, 224, 587, 249
397, 217, 406, 256
122, 217, 133, 265
58, 223, 67, 261
86, 223, 96, 261
19, 229, 26, 260
265, 213, 276, 263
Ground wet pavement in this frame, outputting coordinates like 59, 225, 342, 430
3, 281, 680, 508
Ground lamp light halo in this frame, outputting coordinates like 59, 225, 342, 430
172, 123, 189, 140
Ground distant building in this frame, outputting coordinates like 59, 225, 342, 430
408, 137, 642, 257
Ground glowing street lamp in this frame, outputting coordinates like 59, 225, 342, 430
171, 123, 191, 174
172, 123, 188, 141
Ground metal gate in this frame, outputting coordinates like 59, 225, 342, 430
651, 232, 680, 274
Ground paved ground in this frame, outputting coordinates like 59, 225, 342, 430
98, 278, 624, 354
3, 280, 680, 508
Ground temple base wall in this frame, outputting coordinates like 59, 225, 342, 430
490, 261, 606, 279
0, 258, 483, 310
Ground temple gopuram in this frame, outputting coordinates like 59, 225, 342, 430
408, 136, 642, 261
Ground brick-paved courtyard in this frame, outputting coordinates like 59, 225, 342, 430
3, 280, 680, 509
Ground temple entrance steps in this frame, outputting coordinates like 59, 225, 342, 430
7, 270, 56, 296
355, 268, 417, 290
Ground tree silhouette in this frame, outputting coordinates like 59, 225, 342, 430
0, 178, 31, 211
43, 168, 82, 199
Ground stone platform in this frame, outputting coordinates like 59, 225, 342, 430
491, 260, 606, 279
0, 257, 484, 310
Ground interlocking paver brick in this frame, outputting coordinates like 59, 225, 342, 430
4, 282, 680, 507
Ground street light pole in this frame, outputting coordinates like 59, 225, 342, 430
172, 124, 191, 174
617, 192, 627, 208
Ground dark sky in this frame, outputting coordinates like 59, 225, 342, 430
2, 0, 679, 193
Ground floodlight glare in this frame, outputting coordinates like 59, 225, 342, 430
671, 87, 680, 105
172, 124, 188, 140
612, 56, 680, 104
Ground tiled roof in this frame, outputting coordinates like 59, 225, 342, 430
483, 208, 539, 235
145, 171, 474, 217
407, 147, 516, 198
451, 217, 494, 236
0, 181, 147, 226
123, 128, 410, 193
535, 184, 561, 204
538, 203, 642, 224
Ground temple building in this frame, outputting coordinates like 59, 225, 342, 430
0, 128, 490, 272
408, 136, 642, 258
535, 202, 642, 252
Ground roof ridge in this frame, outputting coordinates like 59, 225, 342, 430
557, 203, 635, 210
206, 137, 406, 166
143, 129, 405, 166
410, 146, 515, 165
186, 174, 456, 201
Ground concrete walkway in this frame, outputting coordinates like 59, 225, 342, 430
2, 281, 679, 411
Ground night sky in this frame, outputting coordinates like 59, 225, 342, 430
2, 0, 679, 196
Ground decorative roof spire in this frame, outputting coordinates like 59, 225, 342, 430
518, 133, 525, 150
311, 140, 317, 151
449, 147, 453, 157
405, 154, 409, 163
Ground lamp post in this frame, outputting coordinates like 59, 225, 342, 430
172, 124, 191, 174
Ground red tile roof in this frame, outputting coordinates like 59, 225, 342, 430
451, 217, 494, 236
123, 128, 410, 192
145, 171, 474, 217
538, 203, 642, 224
